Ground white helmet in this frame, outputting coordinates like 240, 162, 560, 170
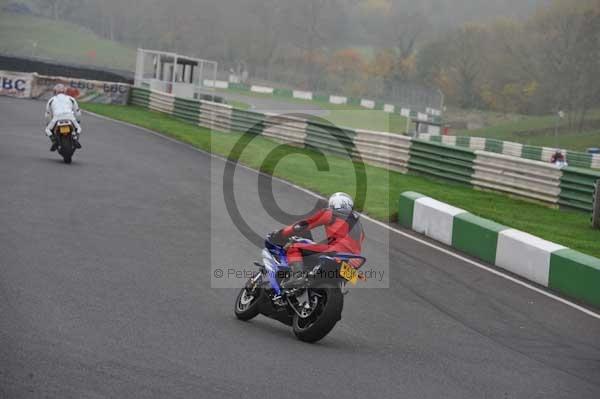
328, 192, 353, 211
54, 83, 66, 95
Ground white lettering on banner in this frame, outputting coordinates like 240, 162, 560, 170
32, 74, 130, 104
0, 70, 33, 98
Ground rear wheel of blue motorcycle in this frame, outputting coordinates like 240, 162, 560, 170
293, 284, 343, 343
234, 287, 262, 321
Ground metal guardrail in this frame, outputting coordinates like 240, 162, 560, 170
560, 167, 600, 212
408, 140, 475, 184
421, 134, 600, 170
130, 88, 600, 214
473, 151, 561, 204
592, 181, 600, 228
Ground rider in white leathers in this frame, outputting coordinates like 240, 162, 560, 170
45, 84, 82, 151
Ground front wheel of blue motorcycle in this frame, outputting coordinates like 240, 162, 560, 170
234, 286, 262, 321
292, 284, 344, 343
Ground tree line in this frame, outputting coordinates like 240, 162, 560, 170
419, 0, 600, 129
13, 0, 599, 124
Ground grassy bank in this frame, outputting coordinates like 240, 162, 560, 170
218, 88, 408, 133
455, 110, 600, 151
0, 12, 135, 71
81, 103, 600, 258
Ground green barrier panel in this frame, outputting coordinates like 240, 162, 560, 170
549, 249, 600, 307
521, 145, 543, 161
398, 192, 425, 228
429, 136, 442, 143
230, 108, 265, 135
304, 121, 357, 158
565, 151, 593, 169
374, 101, 385, 111
408, 140, 475, 185
313, 94, 329, 103
431, 116, 443, 124
559, 167, 600, 211
130, 88, 151, 108
273, 88, 293, 98
452, 213, 508, 264
484, 139, 503, 154
456, 136, 471, 148
229, 83, 250, 91
347, 97, 361, 106
173, 97, 201, 124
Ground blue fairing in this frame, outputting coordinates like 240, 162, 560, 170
262, 237, 365, 295
264, 239, 289, 295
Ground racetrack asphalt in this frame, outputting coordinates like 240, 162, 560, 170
1, 96, 599, 399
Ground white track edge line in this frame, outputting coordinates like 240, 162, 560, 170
85, 110, 600, 320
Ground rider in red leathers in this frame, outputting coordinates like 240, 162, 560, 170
271, 192, 364, 288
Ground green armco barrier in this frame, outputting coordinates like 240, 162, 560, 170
484, 138, 503, 153
456, 136, 470, 147
173, 97, 201, 124
424, 134, 599, 170
130, 87, 151, 108
408, 140, 475, 185
129, 87, 600, 216
419, 134, 600, 170
565, 151, 592, 169
559, 167, 600, 211
347, 97, 361, 106
229, 82, 250, 91
313, 94, 329, 103
520, 144, 543, 161
304, 120, 357, 158
273, 88, 293, 98
230, 108, 265, 135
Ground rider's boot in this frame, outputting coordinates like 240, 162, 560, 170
281, 261, 307, 290
73, 133, 82, 149
49, 135, 58, 152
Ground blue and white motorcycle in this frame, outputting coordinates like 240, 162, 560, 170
234, 234, 366, 342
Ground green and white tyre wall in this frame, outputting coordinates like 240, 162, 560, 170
199, 80, 441, 122
420, 134, 600, 171
130, 88, 600, 212
399, 192, 600, 308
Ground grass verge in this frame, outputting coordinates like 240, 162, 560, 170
81, 103, 600, 258
218, 88, 408, 133
456, 110, 600, 151
0, 11, 135, 71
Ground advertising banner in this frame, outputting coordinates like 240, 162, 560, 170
0, 70, 33, 98
31, 75, 130, 104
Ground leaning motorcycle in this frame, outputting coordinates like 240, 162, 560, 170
234, 234, 366, 343
53, 120, 78, 164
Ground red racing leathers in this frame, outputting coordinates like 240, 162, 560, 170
277, 208, 365, 265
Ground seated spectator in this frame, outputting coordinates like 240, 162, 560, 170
551, 150, 568, 168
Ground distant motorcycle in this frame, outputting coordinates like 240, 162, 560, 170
52, 120, 78, 164
234, 234, 367, 342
